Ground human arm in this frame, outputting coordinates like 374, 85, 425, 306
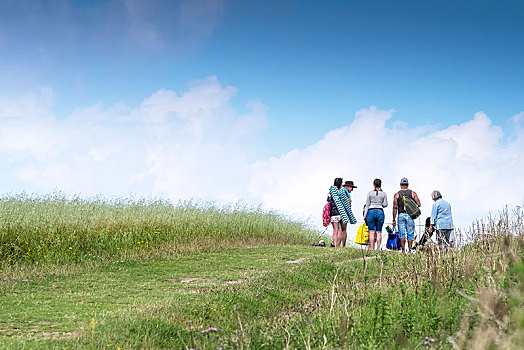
429, 202, 437, 233
382, 192, 388, 208
343, 188, 352, 204
363, 192, 370, 219
392, 192, 398, 226
413, 191, 421, 207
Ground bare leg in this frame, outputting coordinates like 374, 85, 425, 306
400, 238, 406, 253
368, 231, 375, 250
333, 222, 340, 247
340, 222, 347, 247
332, 222, 339, 247
376, 232, 382, 250
408, 240, 413, 252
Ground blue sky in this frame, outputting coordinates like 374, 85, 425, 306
0, 0, 523, 231
2, 0, 523, 154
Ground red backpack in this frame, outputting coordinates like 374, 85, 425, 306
322, 202, 331, 227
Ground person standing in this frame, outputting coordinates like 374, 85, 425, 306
341, 181, 358, 247
429, 190, 454, 249
392, 178, 421, 253
363, 179, 388, 250
327, 178, 357, 247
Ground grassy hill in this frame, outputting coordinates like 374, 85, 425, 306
0, 196, 522, 349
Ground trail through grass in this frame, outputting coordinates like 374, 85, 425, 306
2, 236, 522, 349
1, 196, 523, 349
1, 246, 358, 349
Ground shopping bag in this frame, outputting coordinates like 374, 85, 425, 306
386, 233, 399, 249
355, 223, 369, 245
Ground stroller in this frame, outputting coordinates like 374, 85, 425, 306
413, 217, 433, 250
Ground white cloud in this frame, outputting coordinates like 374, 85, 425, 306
0, 80, 522, 243
0, 76, 266, 200
250, 107, 524, 237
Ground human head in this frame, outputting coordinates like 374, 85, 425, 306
431, 190, 442, 201
343, 180, 357, 192
400, 177, 409, 189
334, 178, 343, 189
373, 178, 382, 189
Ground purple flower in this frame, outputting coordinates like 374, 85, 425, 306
430, 338, 436, 343
424, 341, 429, 345
425, 337, 429, 341
201, 330, 208, 335
209, 327, 218, 333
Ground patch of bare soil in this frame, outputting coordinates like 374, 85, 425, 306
225, 279, 245, 285
285, 258, 306, 264
163, 277, 215, 284
40, 331, 80, 340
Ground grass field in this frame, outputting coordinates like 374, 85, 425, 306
0, 196, 523, 349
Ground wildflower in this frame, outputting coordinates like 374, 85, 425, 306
222, 307, 226, 310
429, 338, 436, 343
69, 247, 72, 250
424, 341, 429, 345
209, 327, 217, 333
201, 330, 208, 335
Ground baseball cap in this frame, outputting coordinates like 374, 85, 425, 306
400, 177, 409, 185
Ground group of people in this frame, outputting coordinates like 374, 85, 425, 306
327, 177, 454, 252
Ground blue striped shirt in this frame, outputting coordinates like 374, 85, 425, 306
431, 198, 454, 229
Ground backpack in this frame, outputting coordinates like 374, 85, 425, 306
401, 192, 421, 220
322, 202, 331, 227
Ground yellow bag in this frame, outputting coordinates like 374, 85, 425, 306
355, 223, 369, 245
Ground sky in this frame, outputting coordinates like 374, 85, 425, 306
0, 0, 523, 240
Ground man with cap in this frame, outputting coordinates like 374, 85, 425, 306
340, 180, 357, 246
392, 178, 421, 253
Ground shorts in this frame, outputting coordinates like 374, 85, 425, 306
330, 215, 342, 223
398, 213, 415, 240
365, 209, 384, 232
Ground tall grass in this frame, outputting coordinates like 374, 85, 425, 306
0, 193, 315, 267
285, 207, 524, 349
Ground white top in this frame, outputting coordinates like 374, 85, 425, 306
364, 190, 388, 218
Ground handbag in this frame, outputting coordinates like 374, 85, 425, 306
355, 223, 369, 245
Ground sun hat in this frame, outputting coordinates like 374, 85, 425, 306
343, 180, 357, 188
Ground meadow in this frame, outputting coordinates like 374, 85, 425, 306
0, 195, 522, 349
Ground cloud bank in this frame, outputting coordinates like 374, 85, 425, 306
0, 77, 523, 241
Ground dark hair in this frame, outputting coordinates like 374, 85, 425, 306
334, 178, 343, 189
373, 178, 382, 196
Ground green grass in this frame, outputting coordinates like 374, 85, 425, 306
0, 195, 523, 349
0, 194, 315, 267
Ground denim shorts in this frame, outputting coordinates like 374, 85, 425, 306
398, 213, 415, 240
366, 209, 384, 232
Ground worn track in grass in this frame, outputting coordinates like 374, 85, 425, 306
0, 245, 367, 349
